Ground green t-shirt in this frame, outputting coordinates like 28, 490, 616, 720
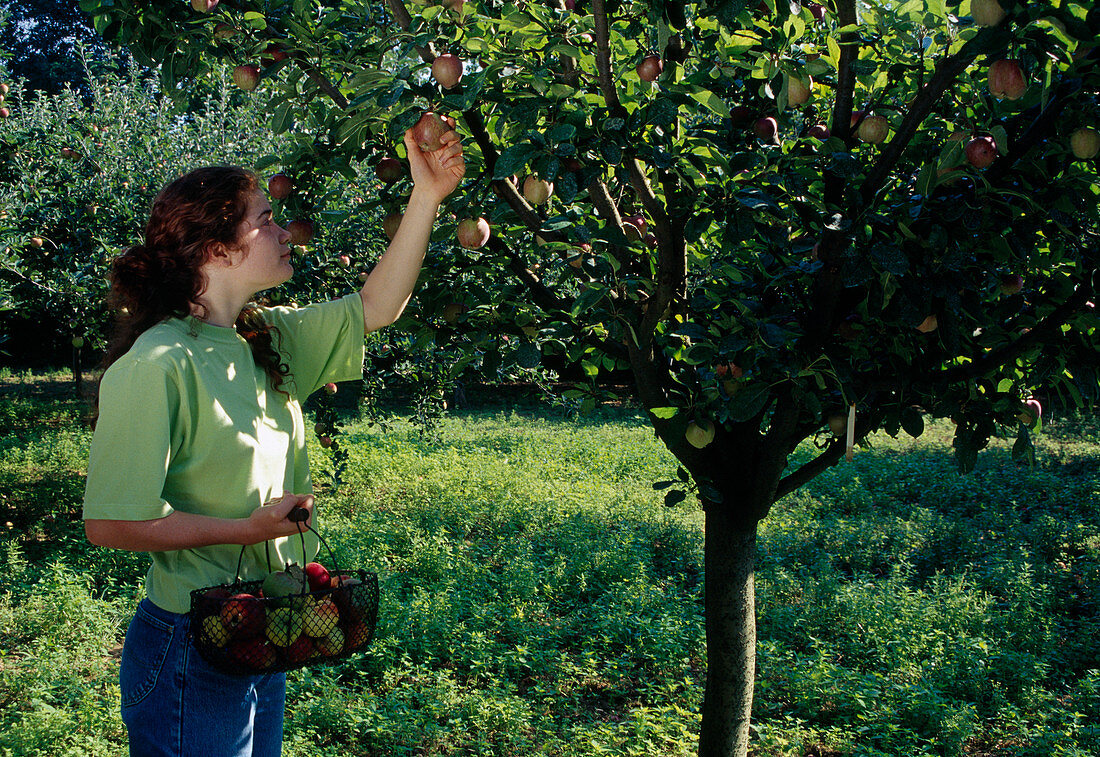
83, 293, 365, 614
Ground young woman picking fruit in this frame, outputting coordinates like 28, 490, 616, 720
82, 124, 464, 756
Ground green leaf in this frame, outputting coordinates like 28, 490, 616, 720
650, 406, 679, 419
663, 489, 687, 507
271, 102, 295, 135
727, 383, 770, 422
689, 88, 730, 118
494, 143, 534, 179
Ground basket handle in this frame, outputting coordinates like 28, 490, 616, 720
288, 506, 351, 587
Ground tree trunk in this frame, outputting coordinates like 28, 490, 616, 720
698, 508, 757, 757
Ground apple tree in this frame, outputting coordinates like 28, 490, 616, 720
80, 0, 1099, 754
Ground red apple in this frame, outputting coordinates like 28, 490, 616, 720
857, 115, 889, 144
232, 64, 261, 91
336, 254, 350, 268
287, 219, 314, 245
29, 236, 44, 248
806, 2, 827, 21
988, 59, 1026, 100
344, 620, 374, 651
965, 135, 997, 168
0, 84, 9, 96
636, 54, 664, 82
971, 0, 1005, 26
0, 107, 8, 119
375, 157, 404, 184
230, 637, 277, 670
262, 43, 289, 67
432, 54, 463, 89
411, 112, 450, 152
752, 116, 778, 142
324, 382, 338, 394
456, 216, 491, 249
213, 23, 236, 40
523, 175, 553, 205
303, 598, 341, 638
1070, 127, 1099, 159
304, 561, 331, 592
268, 173, 293, 200
283, 634, 315, 665
219, 594, 265, 638
623, 214, 648, 237
191, 0, 219, 12
383, 212, 403, 240
730, 105, 756, 128
807, 123, 830, 140
849, 110, 864, 130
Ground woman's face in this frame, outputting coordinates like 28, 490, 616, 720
229, 189, 294, 293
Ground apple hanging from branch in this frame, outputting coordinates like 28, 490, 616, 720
232, 64, 261, 91
965, 135, 998, 168
636, 54, 664, 82
456, 217, 491, 249
431, 54, 463, 89
987, 59, 1026, 100
268, 173, 293, 200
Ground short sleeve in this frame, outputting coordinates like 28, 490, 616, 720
262, 292, 365, 398
83, 359, 179, 521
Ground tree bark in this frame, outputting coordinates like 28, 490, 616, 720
698, 509, 757, 757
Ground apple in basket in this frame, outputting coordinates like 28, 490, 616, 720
284, 634, 316, 665
230, 637, 277, 670
303, 598, 341, 638
262, 564, 310, 609
304, 561, 331, 592
219, 593, 265, 638
316, 626, 344, 657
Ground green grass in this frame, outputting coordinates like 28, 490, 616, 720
0, 371, 1097, 756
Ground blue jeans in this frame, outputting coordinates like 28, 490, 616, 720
120, 598, 286, 757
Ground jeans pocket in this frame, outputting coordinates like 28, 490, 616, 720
120, 603, 175, 709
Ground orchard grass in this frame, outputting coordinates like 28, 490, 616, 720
0, 371, 1097, 756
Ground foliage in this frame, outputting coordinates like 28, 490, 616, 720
74, 0, 1100, 489
2, 373, 1100, 755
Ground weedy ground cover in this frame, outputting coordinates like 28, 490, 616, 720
0, 370, 1096, 756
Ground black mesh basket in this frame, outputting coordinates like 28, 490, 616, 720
188, 507, 379, 675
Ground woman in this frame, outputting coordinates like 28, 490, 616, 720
83, 124, 464, 756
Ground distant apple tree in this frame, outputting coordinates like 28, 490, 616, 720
81, 0, 1099, 754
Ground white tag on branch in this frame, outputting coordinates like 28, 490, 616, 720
845, 403, 856, 462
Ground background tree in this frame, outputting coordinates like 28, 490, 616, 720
0, 0, 114, 94
64, 0, 1100, 754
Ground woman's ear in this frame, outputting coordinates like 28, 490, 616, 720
203, 240, 235, 266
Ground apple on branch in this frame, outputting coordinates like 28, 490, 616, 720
456, 217, 491, 249
268, 173, 293, 200
432, 54, 463, 89
857, 115, 889, 144
375, 157, 405, 184
685, 420, 716, 449
1070, 127, 1099, 160
971, 0, 1005, 26
752, 116, 778, 143
636, 54, 664, 82
287, 219, 314, 245
987, 59, 1026, 100
965, 135, 997, 169
383, 212, 403, 241
787, 74, 812, 107
523, 175, 553, 205
232, 64, 261, 91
